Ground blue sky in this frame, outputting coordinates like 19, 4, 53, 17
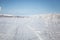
0, 0, 60, 15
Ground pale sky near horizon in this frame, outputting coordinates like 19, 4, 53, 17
0, 0, 60, 15
0, 6, 1, 11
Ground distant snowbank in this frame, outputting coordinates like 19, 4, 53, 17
0, 14, 13, 16
0, 14, 60, 18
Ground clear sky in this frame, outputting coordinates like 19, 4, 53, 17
0, 0, 60, 15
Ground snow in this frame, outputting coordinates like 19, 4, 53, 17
0, 14, 60, 40
0, 14, 13, 16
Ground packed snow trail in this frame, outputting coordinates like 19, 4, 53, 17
0, 17, 41, 40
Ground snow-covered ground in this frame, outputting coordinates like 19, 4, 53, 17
0, 14, 60, 40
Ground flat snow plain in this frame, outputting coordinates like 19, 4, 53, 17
0, 14, 60, 40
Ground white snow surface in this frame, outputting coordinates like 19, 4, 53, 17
0, 14, 60, 40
